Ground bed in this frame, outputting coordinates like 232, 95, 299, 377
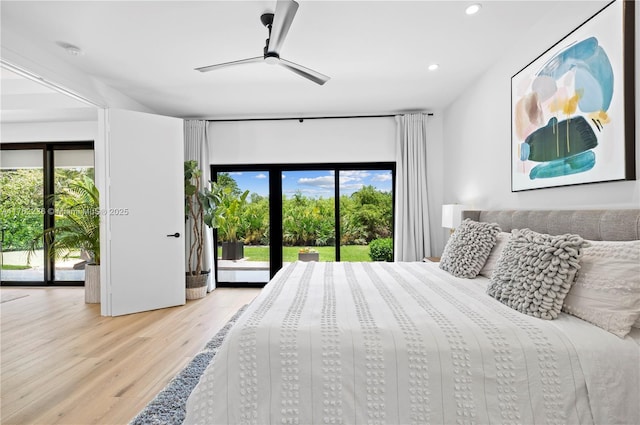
184, 209, 640, 425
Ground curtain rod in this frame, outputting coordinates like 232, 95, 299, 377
205, 112, 434, 123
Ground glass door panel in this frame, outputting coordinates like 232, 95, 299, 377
53, 150, 95, 281
282, 170, 335, 263
0, 150, 45, 282
339, 169, 393, 262
215, 171, 270, 284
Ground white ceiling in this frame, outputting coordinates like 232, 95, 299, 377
0, 0, 608, 122
0, 67, 97, 123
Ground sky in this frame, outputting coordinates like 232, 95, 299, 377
224, 169, 392, 199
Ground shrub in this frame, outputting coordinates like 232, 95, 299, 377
369, 238, 393, 262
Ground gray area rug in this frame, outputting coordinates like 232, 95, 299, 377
129, 305, 247, 425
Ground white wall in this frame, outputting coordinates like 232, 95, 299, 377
208, 114, 446, 256
1, 121, 97, 143
208, 117, 396, 164
443, 2, 639, 217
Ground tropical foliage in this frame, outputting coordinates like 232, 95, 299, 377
207, 181, 249, 242
283, 192, 335, 246
28, 176, 100, 265
340, 185, 392, 245
1, 167, 95, 254
0, 169, 43, 251
239, 193, 270, 245
184, 160, 220, 276
226, 183, 392, 248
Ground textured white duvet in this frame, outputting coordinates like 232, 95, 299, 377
184, 261, 640, 425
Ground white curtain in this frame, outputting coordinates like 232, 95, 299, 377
184, 120, 215, 291
394, 113, 431, 261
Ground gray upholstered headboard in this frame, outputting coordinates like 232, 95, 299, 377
462, 209, 640, 241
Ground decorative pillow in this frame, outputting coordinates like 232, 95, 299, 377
562, 240, 640, 338
479, 232, 511, 278
487, 228, 587, 320
439, 218, 501, 278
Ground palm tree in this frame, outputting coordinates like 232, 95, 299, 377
29, 177, 100, 265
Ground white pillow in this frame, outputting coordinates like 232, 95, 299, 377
479, 232, 511, 278
562, 240, 640, 338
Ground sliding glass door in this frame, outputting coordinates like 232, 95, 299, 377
212, 163, 395, 286
1, 143, 94, 285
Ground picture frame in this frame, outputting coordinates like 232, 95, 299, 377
511, 0, 635, 192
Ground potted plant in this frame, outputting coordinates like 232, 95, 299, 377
207, 182, 249, 261
184, 160, 219, 299
28, 177, 101, 303
298, 247, 319, 262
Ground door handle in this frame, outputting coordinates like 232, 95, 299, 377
166, 232, 180, 238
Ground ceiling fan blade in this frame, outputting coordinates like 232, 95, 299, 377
195, 56, 263, 73
268, 0, 299, 54
278, 58, 330, 85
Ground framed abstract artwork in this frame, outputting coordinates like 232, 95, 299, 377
511, 0, 635, 192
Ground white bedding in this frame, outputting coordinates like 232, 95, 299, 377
184, 261, 640, 425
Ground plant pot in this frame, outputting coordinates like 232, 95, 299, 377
85, 264, 100, 304
298, 252, 319, 262
186, 271, 209, 300
221, 241, 244, 260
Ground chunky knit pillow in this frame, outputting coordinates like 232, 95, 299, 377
439, 218, 501, 278
487, 228, 588, 320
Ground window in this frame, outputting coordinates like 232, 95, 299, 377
211, 162, 395, 286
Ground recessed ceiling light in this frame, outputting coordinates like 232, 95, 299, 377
465, 3, 482, 15
428, 64, 439, 71
56, 41, 84, 56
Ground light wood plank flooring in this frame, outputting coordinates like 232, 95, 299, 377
0, 286, 260, 425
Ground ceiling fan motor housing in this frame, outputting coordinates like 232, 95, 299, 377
260, 12, 274, 28
261, 13, 276, 59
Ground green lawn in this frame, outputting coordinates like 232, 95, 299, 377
218, 245, 372, 262
1, 264, 31, 270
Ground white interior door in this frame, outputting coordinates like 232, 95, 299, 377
100, 108, 185, 316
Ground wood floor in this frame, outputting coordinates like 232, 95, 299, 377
0, 286, 260, 425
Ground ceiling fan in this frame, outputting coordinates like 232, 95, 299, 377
195, 0, 330, 85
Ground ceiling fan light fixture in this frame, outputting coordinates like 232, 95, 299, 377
465, 3, 482, 15
265, 55, 280, 65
